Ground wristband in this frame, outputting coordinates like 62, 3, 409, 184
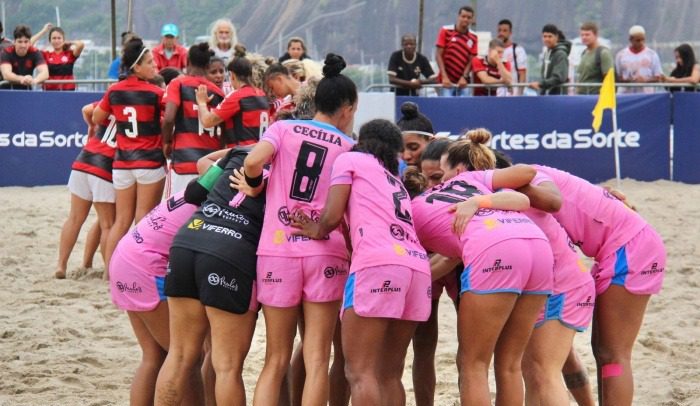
475, 195, 493, 209
197, 162, 224, 191
245, 172, 264, 188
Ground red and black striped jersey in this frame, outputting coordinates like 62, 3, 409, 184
435, 25, 478, 83
98, 76, 165, 170
164, 75, 225, 174
214, 85, 270, 148
42, 49, 77, 91
72, 102, 117, 181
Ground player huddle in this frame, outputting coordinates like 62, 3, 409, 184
62, 38, 665, 406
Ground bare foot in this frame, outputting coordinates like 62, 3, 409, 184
55, 269, 66, 279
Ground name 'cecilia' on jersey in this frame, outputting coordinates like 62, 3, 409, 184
292, 124, 343, 146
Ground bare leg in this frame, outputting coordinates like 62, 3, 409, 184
522, 320, 576, 405
411, 299, 439, 406
380, 319, 419, 406
55, 193, 92, 279
134, 179, 165, 223
563, 347, 595, 406
202, 333, 217, 406
206, 306, 257, 405
103, 185, 136, 280
81, 220, 100, 269
592, 285, 650, 406
341, 309, 387, 405
253, 305, 299, 406
128, 309, 167, 406
154, 297, 208, 406
493, 294, 546, 406
92, 202, 115, 271
300, 300, 341, 406
329, 320, 350, 406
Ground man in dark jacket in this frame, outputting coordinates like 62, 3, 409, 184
529, 24, 571, 95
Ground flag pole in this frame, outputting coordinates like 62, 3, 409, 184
612, 107, 621, 188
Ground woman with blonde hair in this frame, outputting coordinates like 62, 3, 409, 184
208, 18, 239, 63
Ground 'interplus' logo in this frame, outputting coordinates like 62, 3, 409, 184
370, 280, 402, 294
641, 262, 664, 275
481, 259, 512, 273
262, 272, 282, 284
576, 296, 595, 308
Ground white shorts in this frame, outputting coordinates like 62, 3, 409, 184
68, 170, 115, 203
112, 167, 166, 190
166, 171, 198, 197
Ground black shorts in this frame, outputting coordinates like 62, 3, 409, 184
165, 247, 258, 314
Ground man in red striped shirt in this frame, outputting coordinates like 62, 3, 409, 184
435, 6, 478, 97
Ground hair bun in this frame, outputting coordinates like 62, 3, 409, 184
400, 102, 419, 120
234, 43, 247, 58
323, 53, 346, 77
466, 128, 492, 145
197, 42, 210, 52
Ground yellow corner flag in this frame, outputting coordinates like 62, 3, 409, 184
591, 68, 616, 132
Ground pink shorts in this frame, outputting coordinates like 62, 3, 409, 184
342, 265, 431, 322
109, 245, 166, 312
256, 255, 349, 307
535, 279, 595, 332
431, 269, 460, 302
460, 238, 554, 295
592, 225, 666, 295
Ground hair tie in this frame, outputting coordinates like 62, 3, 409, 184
129, 47, 149, 71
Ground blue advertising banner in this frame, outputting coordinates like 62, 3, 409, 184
0, 90, 102, 186
397, 94, 671, 183
671, 93, 700, 184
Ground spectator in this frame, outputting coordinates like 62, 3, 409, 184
576, 21, 614, 95
107, 31, 136, 80
30, 23, 85, 91
497, 19, 527, 95
529, 24, 570, 95
615, 25, 662, 94
0, 21, 11, 51
278, 37, 310, 63
152, 23, 188, 72
663, 43, 700, 92
387, 33, 436, 96
209, 18, 238, 64
471, 39, 512, 96
0, 25, 48, 90
435, 5, 477, 96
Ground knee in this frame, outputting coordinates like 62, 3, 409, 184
494, 356, 523, 379
593, 343, 630, 365
142, 348, 167, 370
211, 354, 244, 378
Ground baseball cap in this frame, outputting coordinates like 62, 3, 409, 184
161, 23, 179, 37
629, 25, 645, 36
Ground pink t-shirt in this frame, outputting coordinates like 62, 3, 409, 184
257, 119, 355, 258
525, 172, 593, 293
533, 165, 647, 261
412, 170, 546, 264
330, 152, 429, 274
116, 191, 198, 274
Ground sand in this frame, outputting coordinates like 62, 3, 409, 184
0, 179, 698, 405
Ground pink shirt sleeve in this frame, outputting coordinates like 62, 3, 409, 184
330, 153, 354, 186
532, 170, 554, 185
260, 121, 283, 155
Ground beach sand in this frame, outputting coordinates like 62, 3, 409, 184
1, 179, 698, 405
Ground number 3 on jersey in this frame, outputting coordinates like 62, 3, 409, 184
122, 106, 139, 138
290, 141, 328, 202
386, 172, 413, 225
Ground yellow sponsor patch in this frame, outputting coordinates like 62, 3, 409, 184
273, 229, 285, 244
187, 219, 203, 230
393, 244, 407, 256
577, 258, 589, 273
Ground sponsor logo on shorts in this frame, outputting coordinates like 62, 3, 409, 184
323, 266, 348, 279
641, 262, 664, 275
208, 273, 239, 291
262, 271, 282, 284
131, 228, 144, 244
576, 295, 595, 308
116, 281, 142, 294
427, 285, 432, 298
481, 259, 513, 273
370, 280, 402, 294
202, 203, 250, 225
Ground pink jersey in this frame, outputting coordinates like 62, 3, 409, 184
257, 119, 355, 258
331, 152, 429, 274
533, 165, 647, 261
525, 172, 593, 294
116, 192, 197, 271
412, 170, 547, 263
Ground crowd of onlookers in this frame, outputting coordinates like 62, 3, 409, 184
2, 7, 699, 95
